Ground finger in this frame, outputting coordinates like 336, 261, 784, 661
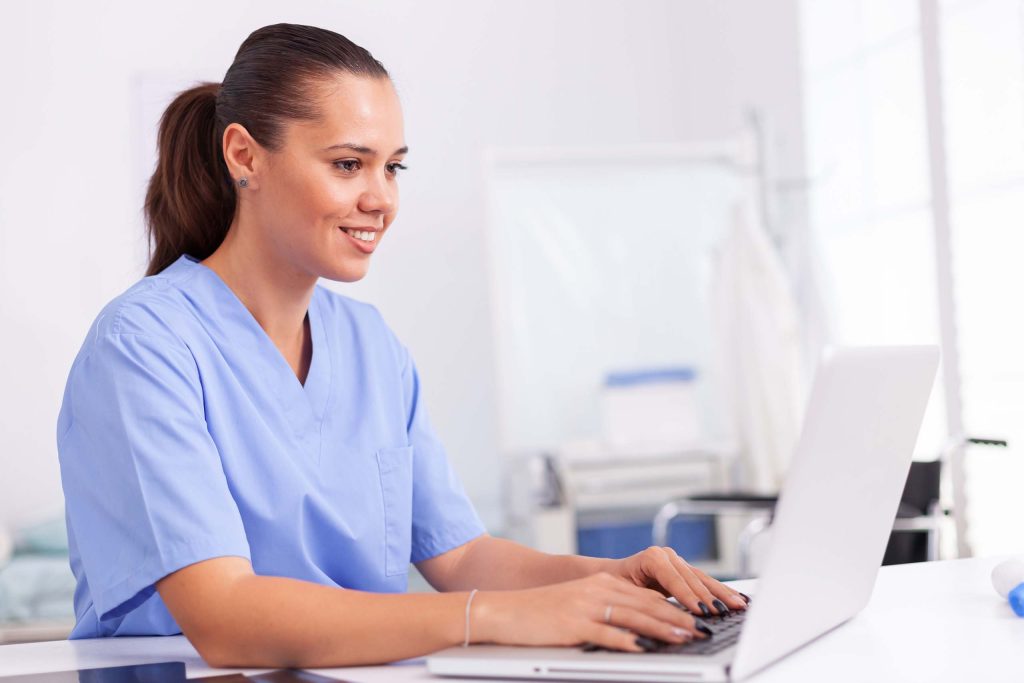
648, 597, 704, 632
603, 574, 674, 602
610, 589, 700, 634
643, 548, 717, 616
610, 582, 702, 632
686, 562, 749, 611
583, 623, 646, 653
588, 573, 698, 633
666, 553, 732, 615
690, 564, 748, 609
602, 557, 722, 619
603, 604, 700, 643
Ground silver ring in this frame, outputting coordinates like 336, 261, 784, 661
603, 605, 613, 623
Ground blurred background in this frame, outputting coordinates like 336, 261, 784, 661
0, 0, 1021, 642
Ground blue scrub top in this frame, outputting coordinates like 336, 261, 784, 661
56, 254, 486, 639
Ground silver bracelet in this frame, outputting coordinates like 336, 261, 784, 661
463, 588, 479, 647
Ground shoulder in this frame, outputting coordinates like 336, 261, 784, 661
61, 272, 204, 432
80, 266, 202, 359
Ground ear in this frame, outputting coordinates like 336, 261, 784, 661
222, 123, 262, 190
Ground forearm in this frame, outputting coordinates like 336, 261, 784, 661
448, 535, 616, 590
199, 574, 469, 668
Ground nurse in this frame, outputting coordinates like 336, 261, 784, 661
56, 23, 747, 667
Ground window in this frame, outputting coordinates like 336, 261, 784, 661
800, 0, 1024, 556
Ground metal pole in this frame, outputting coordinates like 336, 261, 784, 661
919, 0, 971, 557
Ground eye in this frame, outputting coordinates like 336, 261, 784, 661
333, 159, 361, 172
386, 162, 408, 177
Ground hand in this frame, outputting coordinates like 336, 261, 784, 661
471, 572, 708, 652
607, 546, 749, 617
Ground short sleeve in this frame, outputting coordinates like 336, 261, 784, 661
57, 332, 251, 622
401, 345, 487, 563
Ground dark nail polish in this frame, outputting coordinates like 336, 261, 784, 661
739, 592, 752, 604
697, 601, 711, 617
712, 599, 730, 615
635, 636, 659, 652
695, 622, 714, 637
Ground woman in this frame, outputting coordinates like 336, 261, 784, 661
56, 23, 747, 667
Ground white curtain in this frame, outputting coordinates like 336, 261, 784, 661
710, 200, 805, 492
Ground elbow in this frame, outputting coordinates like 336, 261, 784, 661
185, 627, 251, 669
190, 633, 238, 669
190, 631, 303, 669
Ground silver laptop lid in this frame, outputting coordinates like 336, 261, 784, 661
730, 345, 939, 680
426, 345, 939, 682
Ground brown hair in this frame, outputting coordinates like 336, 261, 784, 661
143, 23, 390, 276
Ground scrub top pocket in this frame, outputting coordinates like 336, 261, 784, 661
376, 445, 414, 576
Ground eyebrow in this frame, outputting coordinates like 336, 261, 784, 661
324, 142, 409, 155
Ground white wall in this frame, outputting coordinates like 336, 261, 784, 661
0, 0, 806, 532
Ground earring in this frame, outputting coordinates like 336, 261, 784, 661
238, 177, 249, 188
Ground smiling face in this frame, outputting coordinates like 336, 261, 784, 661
230, 73, 407, 283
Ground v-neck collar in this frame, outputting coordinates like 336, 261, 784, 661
175, 254, 333, 439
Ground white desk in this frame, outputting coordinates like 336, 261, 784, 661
1, 557, 1022, 682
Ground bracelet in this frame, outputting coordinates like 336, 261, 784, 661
463, 588, 479, 647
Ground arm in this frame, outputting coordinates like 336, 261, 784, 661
418, 535, 749, 617
417, 533, 616, 591
157, 556, 472, 668
160, 554, 708, 666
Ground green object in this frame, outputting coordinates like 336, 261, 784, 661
0, 555, 76, 621
14, 516, 69, 556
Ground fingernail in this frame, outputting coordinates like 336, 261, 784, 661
740, 592, 752, 604
635, 636, 659, 652
695, 622, 714, 638
712, 599, 730, 616
697, 601, 711, 618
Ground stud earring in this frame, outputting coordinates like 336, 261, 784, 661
238, 177, 249, 188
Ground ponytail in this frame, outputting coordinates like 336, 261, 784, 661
143, 24, 390, 276
144, 82, 235, 276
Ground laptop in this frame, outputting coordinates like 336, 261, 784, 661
428, 345, 940, 682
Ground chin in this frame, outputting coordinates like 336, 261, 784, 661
321, 262, 371, 283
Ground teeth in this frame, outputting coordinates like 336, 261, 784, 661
343, 228, 376, 242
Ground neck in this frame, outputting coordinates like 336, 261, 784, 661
200, 220, 316, 347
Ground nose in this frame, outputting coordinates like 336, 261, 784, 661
357, 167, 397, 216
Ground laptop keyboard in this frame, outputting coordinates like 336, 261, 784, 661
582, 607, 747, 657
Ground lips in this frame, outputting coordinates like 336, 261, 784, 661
339, 226, 382, 240
341, 227, 377, 241
338, 226, 379, 254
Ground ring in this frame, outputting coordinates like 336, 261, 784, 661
603, 605, 613, 623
